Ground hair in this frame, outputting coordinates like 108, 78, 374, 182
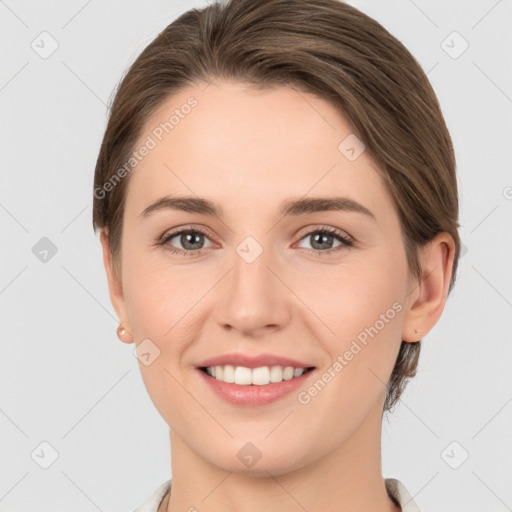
92, 0, 461, 414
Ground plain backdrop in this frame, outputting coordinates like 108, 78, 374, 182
1, 1, 511, 511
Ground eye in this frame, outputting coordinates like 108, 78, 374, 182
157, 225, 353, 257
296, 227, 353, 255
159, 227, 213, 256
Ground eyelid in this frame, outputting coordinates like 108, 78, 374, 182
158, 224, 214, 243
294, 224, 352, 242
158, 224, 354, 255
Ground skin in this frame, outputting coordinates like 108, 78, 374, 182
100, 80, 455, 512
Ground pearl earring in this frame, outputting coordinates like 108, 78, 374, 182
117, 324, 128, 341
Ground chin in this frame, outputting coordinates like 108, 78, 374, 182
200, 438, 311, 478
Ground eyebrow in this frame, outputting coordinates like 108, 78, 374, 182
140, 195, 376, 221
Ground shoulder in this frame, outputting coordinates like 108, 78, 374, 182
131, 479, 172, 512
385, 477, 422, 512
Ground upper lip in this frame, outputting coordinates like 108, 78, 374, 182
196, 352, 315, 369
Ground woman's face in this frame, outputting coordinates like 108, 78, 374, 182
104, 80, 420, 475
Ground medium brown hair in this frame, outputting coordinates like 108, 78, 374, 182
92, 0, 461, 414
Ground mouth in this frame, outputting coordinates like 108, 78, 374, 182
198, 365, 316, 385
196, 364, 317, 406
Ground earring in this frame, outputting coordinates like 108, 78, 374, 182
117, 323, 131, 342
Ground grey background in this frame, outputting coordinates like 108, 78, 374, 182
1, 0, 511, 511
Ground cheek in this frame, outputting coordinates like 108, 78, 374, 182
121, 248, 210, 354
120, 252, 202, 421
305, 250, 407, 376
303, 265, 406, 430
294, 256, 405, 337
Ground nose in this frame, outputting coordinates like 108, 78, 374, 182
215, 243, 292, 336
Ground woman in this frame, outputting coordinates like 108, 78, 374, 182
92, 0, 460, 510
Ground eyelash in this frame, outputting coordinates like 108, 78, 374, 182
157, 225, 354, 258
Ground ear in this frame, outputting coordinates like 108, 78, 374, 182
99, 229, 133, 343
401, 232, 456, 342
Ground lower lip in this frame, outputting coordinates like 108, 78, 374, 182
197, 368, 316, 406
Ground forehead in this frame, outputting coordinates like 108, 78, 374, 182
125, 80, 395, 222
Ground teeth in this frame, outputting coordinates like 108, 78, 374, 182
204, 365, 308, 385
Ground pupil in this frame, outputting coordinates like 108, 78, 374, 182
312, 233, 332, 250
183, 232, 203, 250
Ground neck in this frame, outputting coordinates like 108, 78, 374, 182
164, 402, 400, 512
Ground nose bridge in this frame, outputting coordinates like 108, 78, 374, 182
216, 237, 290, 333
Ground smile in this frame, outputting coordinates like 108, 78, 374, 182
197, 365, 317, 406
